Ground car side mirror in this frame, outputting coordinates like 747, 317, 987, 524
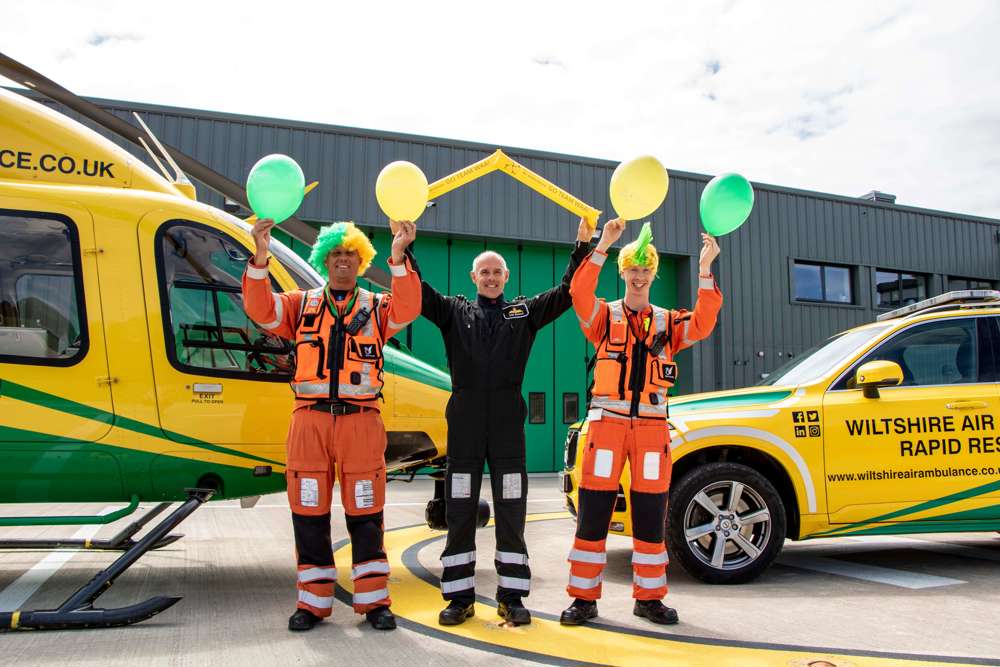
856, 360, 903, 399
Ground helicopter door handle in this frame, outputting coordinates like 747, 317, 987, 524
192, 383, 223, 395
946, 400, 988, 410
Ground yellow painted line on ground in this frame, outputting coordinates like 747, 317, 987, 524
335, 513, 976, 667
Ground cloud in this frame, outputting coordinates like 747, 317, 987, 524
1, 0, 997, 219
531, 56, 567, 69
87, 31, 143, 47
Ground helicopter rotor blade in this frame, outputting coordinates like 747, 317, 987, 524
0, 51, 318, 248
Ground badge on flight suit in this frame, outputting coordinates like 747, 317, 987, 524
503, 302, 529, 320
659, 361, 678, 382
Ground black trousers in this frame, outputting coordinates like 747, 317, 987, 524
439, 390, 530, 604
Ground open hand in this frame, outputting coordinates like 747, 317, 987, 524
699, 233, 720, 274
391, 221, 417, 263
597, 218, 625, 252
251, 218, 275, 265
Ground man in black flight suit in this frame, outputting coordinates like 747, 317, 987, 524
417, 219, 593, 626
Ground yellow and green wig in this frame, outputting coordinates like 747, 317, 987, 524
308, 221, 376, 278
617, 222, 659, 274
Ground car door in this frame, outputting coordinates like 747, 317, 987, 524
823, 315, 1000, 526
137, 212, 300, 483
0, 199, 119, 501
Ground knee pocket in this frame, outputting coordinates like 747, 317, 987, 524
494, 470, 526, 503
631, 442, 671, 494
288, 469, 332, 516
446, 469, 479, 501
339, 463, 385, 515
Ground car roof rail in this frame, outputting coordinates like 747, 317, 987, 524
876, 290, 1000, 322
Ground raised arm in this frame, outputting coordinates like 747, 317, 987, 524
570, 219, 624, 343
378, 221, 421, 339
526, 218, 594, 330
671, 234, 723, 353
241, 218, 304, 340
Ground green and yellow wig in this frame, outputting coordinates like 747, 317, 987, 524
308, 221, 376, 278
617, 222, 659, 274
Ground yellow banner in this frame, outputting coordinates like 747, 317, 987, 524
427, 149, 601, 229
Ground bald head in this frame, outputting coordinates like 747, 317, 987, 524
472, 250, 508, 273
470, 250, 510, 299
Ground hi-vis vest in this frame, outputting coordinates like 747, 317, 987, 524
590, 300, 677, 419
291, 287, 384, 401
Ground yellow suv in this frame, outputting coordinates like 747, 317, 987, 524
562, 290, 1000, 584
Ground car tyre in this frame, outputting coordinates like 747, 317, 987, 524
668, 462, 786, 584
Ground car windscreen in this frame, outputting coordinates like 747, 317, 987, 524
757, 325, 891, 387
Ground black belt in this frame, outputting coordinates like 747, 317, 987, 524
308, 402, 372, 416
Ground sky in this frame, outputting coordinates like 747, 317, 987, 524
3, 1, 999, 218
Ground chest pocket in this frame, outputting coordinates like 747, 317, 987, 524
649, 359, 678, 388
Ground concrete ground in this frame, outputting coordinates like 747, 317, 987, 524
1, 477, 999, 667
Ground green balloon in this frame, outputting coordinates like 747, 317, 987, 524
699, 172, 754, 236
246, 154, 305, 223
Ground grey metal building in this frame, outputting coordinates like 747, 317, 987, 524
24, 89, 1000, 396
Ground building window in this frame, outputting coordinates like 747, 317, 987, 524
528, 392, 546, 424
0, 210, 87, 365
793, 262, 853, 304
875, 270, 926, 309
948, 277, 994, 292
562, 392, 579, 424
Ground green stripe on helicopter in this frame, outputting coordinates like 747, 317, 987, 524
0, 380, 283, 467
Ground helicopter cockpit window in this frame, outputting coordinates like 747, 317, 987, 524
0, 211, 87, 366
156, 221, 294, 381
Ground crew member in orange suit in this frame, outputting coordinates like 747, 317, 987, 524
243, 218, 420, 632
560, 219, 721, 627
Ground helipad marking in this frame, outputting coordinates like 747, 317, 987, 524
778, 553, 965, 589
0, 506, 114, 611
333, 513, 992, 667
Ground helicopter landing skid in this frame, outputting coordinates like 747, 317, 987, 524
0, 502, 182, 552
0, 488, 214, 631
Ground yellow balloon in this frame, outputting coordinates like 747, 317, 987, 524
375, 161, 429, 222
609, 155, 669, 221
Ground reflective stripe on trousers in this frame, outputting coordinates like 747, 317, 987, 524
497, 575, 530, 592
568, 574, 602, 590
353, 588, 389, 605
441, 576, 476, 594
353, 561, 390, 579
298, 590, 334, 609
442, 551, 476, 567
633, 573, 668, 589
569, 548, 607, 565
495, 550, 529, 565
632, 551, 669, 566
298, 566, 337, 583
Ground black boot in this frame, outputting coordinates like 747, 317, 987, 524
438, 600, 475, 626
559, 599, 597, 626
288, 608, 323, 632
633, 600, 678, 625
497, 598, 531, 626
366, 605, 397, 630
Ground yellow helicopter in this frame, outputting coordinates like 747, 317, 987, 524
0, 53, 602, 630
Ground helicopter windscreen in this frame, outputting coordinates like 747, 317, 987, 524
229, 217, 322, 290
